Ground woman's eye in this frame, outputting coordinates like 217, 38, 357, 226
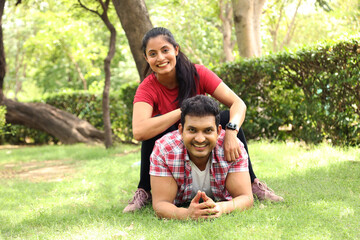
163, 49, 169, 53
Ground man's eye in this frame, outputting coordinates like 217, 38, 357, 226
205, 129, 213, 133
188, 128, 195, 133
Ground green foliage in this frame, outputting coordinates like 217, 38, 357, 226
1, 82, 138, 145
0, 106, 7, 136
4, 0, 359, 103
262, 0, 360, 54
147, 0, 226, 66
3, 0, 135, 100
214, 36, 360, 146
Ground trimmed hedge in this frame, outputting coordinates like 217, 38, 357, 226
2, 37, 359, 146
214, 36, 360, 146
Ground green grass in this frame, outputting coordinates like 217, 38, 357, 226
0, 142, 359, 240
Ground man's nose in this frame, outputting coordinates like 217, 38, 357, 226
195, 132, 205, 142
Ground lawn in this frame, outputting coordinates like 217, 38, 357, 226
0, 142, 359, 240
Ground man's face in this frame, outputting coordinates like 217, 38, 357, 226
179, 115, 221, 164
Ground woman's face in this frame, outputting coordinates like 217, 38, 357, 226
144, 35, 179, 77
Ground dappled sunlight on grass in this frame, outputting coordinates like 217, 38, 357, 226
0, 142, 359, 239
249, 141, 360, 177
289, 144, 358, 170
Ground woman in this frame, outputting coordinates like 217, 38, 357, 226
123, 27, 283, 213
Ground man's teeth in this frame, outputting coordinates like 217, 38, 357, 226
194, 144, 206, 147
158, 63, 168, 67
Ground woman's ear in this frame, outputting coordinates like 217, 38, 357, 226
175, 46, 179, 56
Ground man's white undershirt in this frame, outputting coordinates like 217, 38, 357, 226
190, 158, 214, 199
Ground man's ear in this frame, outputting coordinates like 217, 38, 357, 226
178, 123, 183, 134
217, 124, 222, 134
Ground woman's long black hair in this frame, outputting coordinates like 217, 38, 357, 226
141, 27, 199, 107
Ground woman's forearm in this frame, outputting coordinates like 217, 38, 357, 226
229, 98, 246, 128
132, 108, 181, 141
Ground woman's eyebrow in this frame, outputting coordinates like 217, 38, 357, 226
147, 45, 170, 53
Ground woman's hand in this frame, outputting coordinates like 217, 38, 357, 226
224, 129, 241, 162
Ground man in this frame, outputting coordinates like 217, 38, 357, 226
150, 95, 253, 220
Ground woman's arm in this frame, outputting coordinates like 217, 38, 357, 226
211, 82, 247, 161
211, 82, 246, 127
132, 102, 181, 141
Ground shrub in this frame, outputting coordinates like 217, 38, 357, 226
214, 36, 360, 146
0, 105, 7, 136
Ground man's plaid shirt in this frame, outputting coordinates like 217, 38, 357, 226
150, 129, 249, 206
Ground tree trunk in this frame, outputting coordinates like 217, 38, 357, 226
253, 0, 266, 56
2, 98, 104, 144
0, 0, 6, 99
279, 0, 302, 49
78, 0, 116, 148
232, 0, 265, 58
66, 51, 87, 90
219, 0, 235, 62
112, 0, 152, 80
59, 39, 87, 90
100, 1, 116, 149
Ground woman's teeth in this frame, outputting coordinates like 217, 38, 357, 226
158, 62, 168, 67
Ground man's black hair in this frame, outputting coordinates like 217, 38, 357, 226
180, 95, 220, 126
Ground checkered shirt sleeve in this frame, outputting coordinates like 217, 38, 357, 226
150, 131, 183, 177
228, 139, 249, 173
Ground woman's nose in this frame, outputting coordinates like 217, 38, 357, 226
157, 52, 165, 61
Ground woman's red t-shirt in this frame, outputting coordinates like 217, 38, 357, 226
133, 64, 222, 117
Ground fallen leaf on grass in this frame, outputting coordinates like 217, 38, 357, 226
126, 222, 134, 230
112, 231, 128, 239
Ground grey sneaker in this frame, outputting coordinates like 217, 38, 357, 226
123, 188, 152, 213
252, 178, 284, 202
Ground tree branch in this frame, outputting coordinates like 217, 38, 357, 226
78, 0, 101, 17
280, 0, 302, 49
219, 0, 225, 23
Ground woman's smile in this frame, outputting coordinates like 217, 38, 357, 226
145, 36, 179, 78
157, 62, 169, 68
